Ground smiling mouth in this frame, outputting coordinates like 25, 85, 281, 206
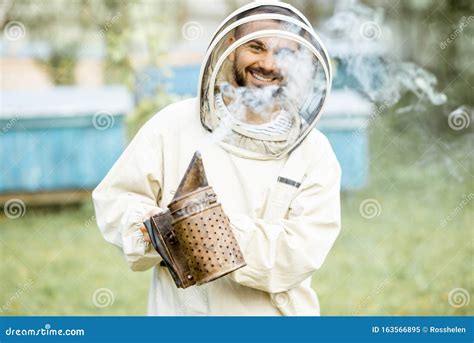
249, 70, 280, 83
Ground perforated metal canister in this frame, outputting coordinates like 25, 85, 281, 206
169, 186, 246, 285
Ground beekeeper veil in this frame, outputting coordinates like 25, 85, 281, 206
198, 1, 332, 159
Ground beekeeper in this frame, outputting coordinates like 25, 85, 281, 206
93, 1, 341, 316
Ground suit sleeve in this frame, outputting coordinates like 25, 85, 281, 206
227, 143, 342, 293
92, 120, 164, 271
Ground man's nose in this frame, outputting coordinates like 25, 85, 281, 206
260, 51, 277, 72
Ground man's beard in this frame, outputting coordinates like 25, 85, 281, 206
232, 61, 247, 87
226, 61, 297, 124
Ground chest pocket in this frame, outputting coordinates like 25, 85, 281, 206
262, 146, 311, 223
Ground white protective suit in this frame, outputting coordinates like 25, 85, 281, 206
93, 1, 341, 316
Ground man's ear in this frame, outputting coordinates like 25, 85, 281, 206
228, 36, 236, 62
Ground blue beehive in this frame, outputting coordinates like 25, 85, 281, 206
316, 89, 373, 190
0, 86, 133, 194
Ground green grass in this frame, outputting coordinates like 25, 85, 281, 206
1, 114, 472, 315
0, 204, 151, 315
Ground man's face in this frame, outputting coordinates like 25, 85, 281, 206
229, 20, 299, 88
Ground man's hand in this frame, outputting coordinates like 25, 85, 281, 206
139, 208, 163, 243
139, 226, 151, 243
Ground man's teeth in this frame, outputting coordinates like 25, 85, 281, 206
251, 71, 274, 82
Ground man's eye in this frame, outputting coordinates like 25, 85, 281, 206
249, 44, 264, 52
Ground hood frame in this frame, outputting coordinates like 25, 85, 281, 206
197, 2, 332, 160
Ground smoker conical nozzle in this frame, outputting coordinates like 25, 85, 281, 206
172, 151, 209, 201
